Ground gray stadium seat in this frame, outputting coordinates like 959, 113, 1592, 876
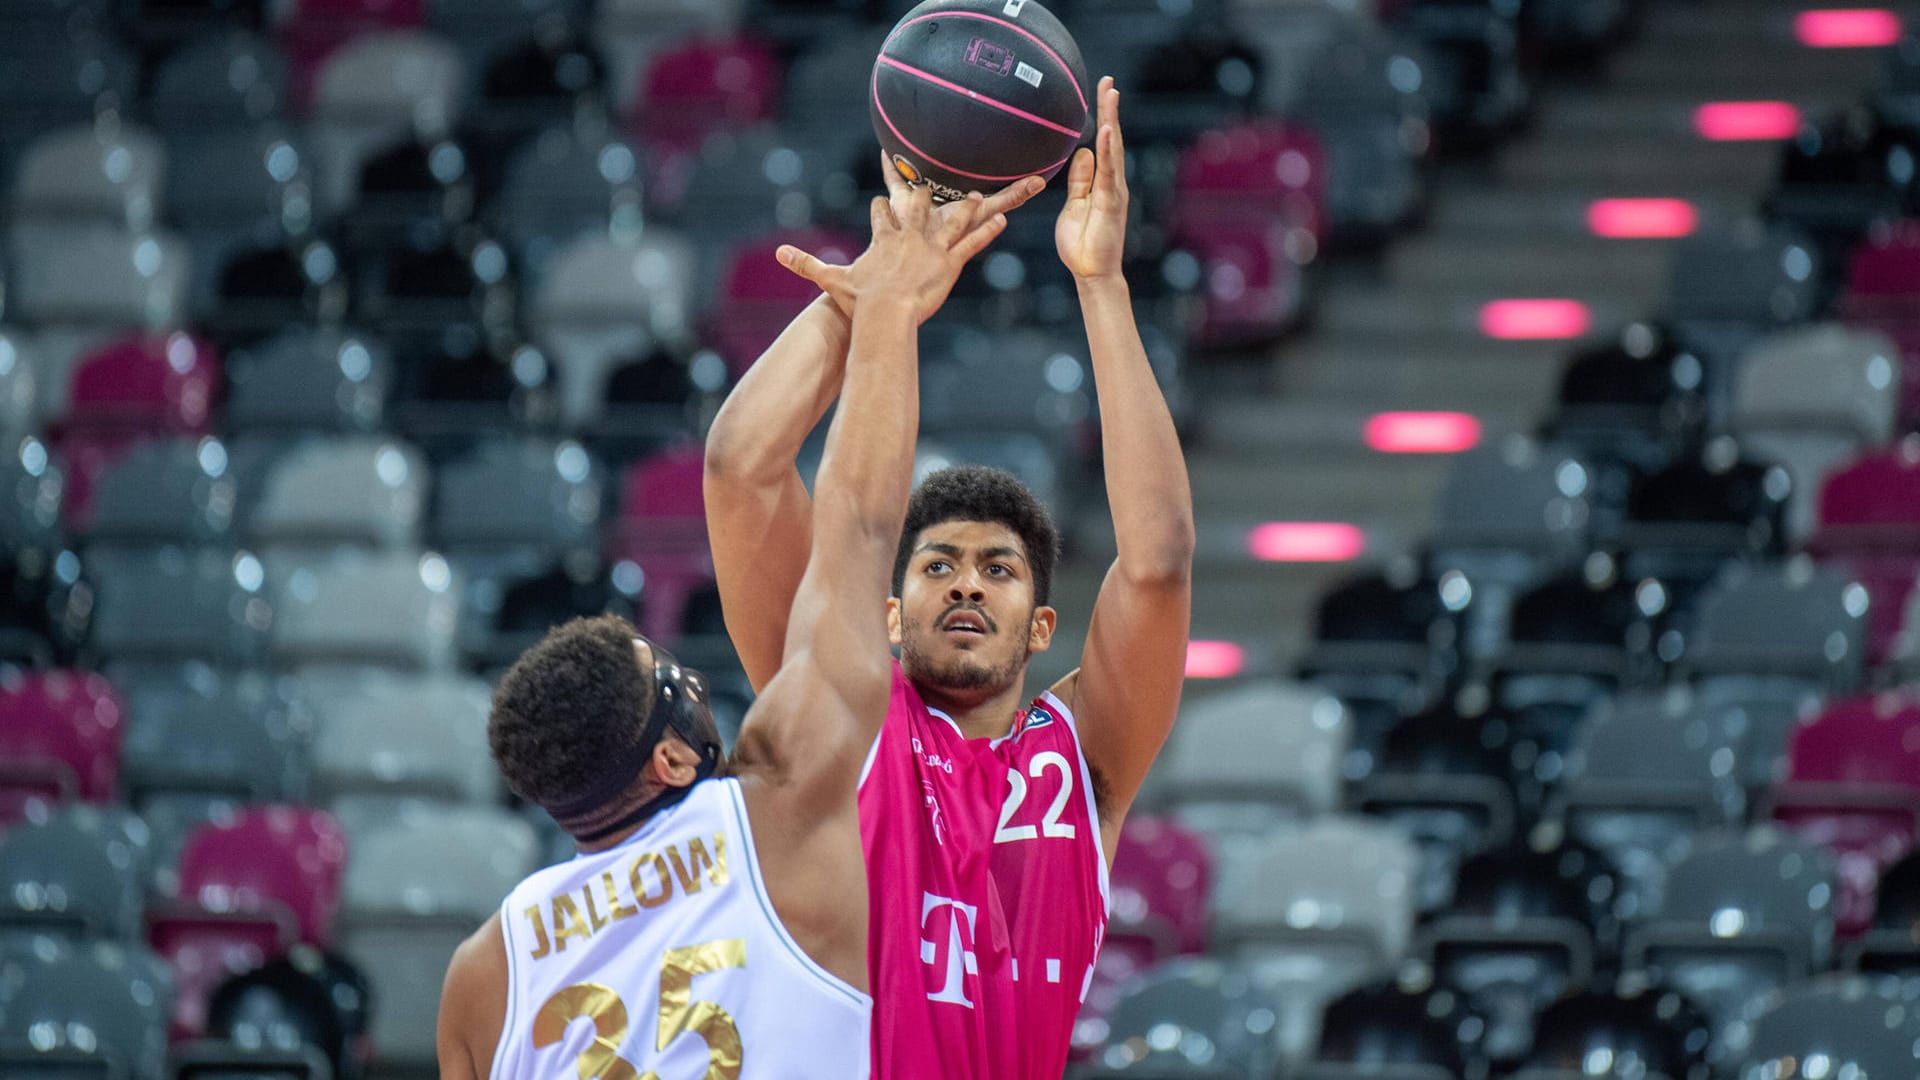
118, 665, 312, 810
339, 804, 536, 1067
147, 32, 290, 133
1156, 682, 1350, 835
224, 328, 392, 435
268, 548, 461, 673
1082, 956, 1282, 1079
0, 805, 149, 942
86, 547, 271, 665
308, 31, 467, 216
433, 437, 602, 553
1665, 218, 1823, 363
1211, 817, 1417, 1060
1682, 559, 1869, 692
1732, 324, 1902, 541
530, 231, 698, 426
309, 672, 496, 806
1552, 693, 1743, 919
83, 437, 237, 546
12, 123, 165, 230
1628, 826, 1836, 1058
0, 936, 172, 1080
493, 125, 645, 276
0, 38, 137, 169
0, 330, 39, 447
1734, 975, 1920, 1080
0, 435, 63, 553
781, 28, 890, 166
248, 437, 429, 551
7, 222, 190, 330
163, 126, 315, 240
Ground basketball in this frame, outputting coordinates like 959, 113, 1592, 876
870, 0, 1093, 202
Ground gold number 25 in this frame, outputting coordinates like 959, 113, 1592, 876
532, 939, 747, 1080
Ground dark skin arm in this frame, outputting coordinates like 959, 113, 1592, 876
436, 913, 508, 1080
703, 174, 1048, 693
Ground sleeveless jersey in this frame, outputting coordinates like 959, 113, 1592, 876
492, 778, 871, 1080
859, 662, 1111, 1080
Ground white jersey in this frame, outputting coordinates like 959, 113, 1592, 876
491, 778, 871, 1080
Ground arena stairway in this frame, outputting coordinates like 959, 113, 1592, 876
1034, 0, 1884, 692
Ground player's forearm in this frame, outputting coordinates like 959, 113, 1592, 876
1080, 275, 1194, 581
704, 295, 851, 485
812, 295, 921, 562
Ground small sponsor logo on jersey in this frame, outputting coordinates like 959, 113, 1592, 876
910, 736, 957, 774
1022, 705, 1055, 732
965, 37, 1015, 77
922, 780, 947, 846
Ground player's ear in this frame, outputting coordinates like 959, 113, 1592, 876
651, 738, 703, 789
886, 596, 904, 647
1027, 605, 1057, 654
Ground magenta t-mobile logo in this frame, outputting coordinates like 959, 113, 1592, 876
965, 37, 1015, 77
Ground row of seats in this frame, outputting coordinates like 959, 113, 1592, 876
1062, 21, 1920, 1080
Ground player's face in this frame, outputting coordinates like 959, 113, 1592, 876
892, 520, 1054, 695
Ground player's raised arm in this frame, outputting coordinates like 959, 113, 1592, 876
1051, 78, 1196, 839
703, 173, 1047, 694
732, 165, 1014, 792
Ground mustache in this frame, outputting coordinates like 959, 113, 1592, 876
938, 601, 997, 634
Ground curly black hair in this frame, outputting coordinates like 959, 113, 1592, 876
892, 465, 1061, 606
488, 613, 655, 809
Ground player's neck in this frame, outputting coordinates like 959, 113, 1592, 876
920, 676, 1030, 741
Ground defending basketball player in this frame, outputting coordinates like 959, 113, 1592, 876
704, 78, 1195, 1078
434, 173, 1023, 1080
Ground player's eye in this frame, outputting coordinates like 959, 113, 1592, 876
987, 564, 1010, 577
925, 560, 950, 574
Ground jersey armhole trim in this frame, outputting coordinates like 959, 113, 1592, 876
491, 895, 521, 1080
1037, 690, 1113, 917
722, 779, 874, 1010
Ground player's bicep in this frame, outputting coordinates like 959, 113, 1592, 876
1069, 559, 1191, 819
436, 920, 503, 1080
705, 466, 815, 693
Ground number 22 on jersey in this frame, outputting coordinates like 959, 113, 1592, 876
532, 939, 746, 1080
993, 750, 1077, 844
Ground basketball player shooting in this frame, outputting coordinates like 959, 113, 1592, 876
434, 176, 1019, 1080
704, 78, 1196, 1078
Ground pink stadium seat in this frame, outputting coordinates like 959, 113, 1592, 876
280, 0, 427, 111
1773, 694, 1920, 936
51, 333, 220, 527
1169, 123, 1327, 348
1812, 449, 1920, 664
0, 670, 123, 826
65, 333, 220, 436
635, 36, 781, 167
151, 806, 349, 1039
1109, 814, 1214, 958
706, 228, 863, 378
612, 443, 713, 645
1842, 221, 1920, 425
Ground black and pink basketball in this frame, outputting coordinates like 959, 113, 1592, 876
870, 0, 1092, 201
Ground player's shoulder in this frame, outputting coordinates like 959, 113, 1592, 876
445, 910, 508, 995
438, 910, 509, 1073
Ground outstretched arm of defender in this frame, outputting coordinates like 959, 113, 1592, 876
703, 171, 1047, 693
732, 170, 1013, 790
1051, 78, 1196, 843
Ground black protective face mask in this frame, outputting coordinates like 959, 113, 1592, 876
544, 643, 723, 842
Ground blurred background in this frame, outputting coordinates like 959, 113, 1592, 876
0, 0, 1915, 1076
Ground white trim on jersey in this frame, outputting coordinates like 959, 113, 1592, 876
492, 892, 520, 1080
722, 780, 874, 1011
1038, 689, 1113, 917
858, 728, 883, 789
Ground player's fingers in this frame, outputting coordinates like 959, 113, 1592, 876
1064, 147, 1095, 202
938, 192, 983, 244
776, 244, 841, 289
951, 212, 1007, 264
981, 175, 1046, 221
899, 177, 934, 230
870, 194, 897, 233
1095, 125, 1126, 203
879, 150, 910, 201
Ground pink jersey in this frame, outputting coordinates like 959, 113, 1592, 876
859, 661, 1111, 1079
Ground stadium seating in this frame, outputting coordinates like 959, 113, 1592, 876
0, 935, 174, 1080
0, 804, 149, 942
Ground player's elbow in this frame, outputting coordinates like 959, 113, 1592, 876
1122, 513, 1196, 586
